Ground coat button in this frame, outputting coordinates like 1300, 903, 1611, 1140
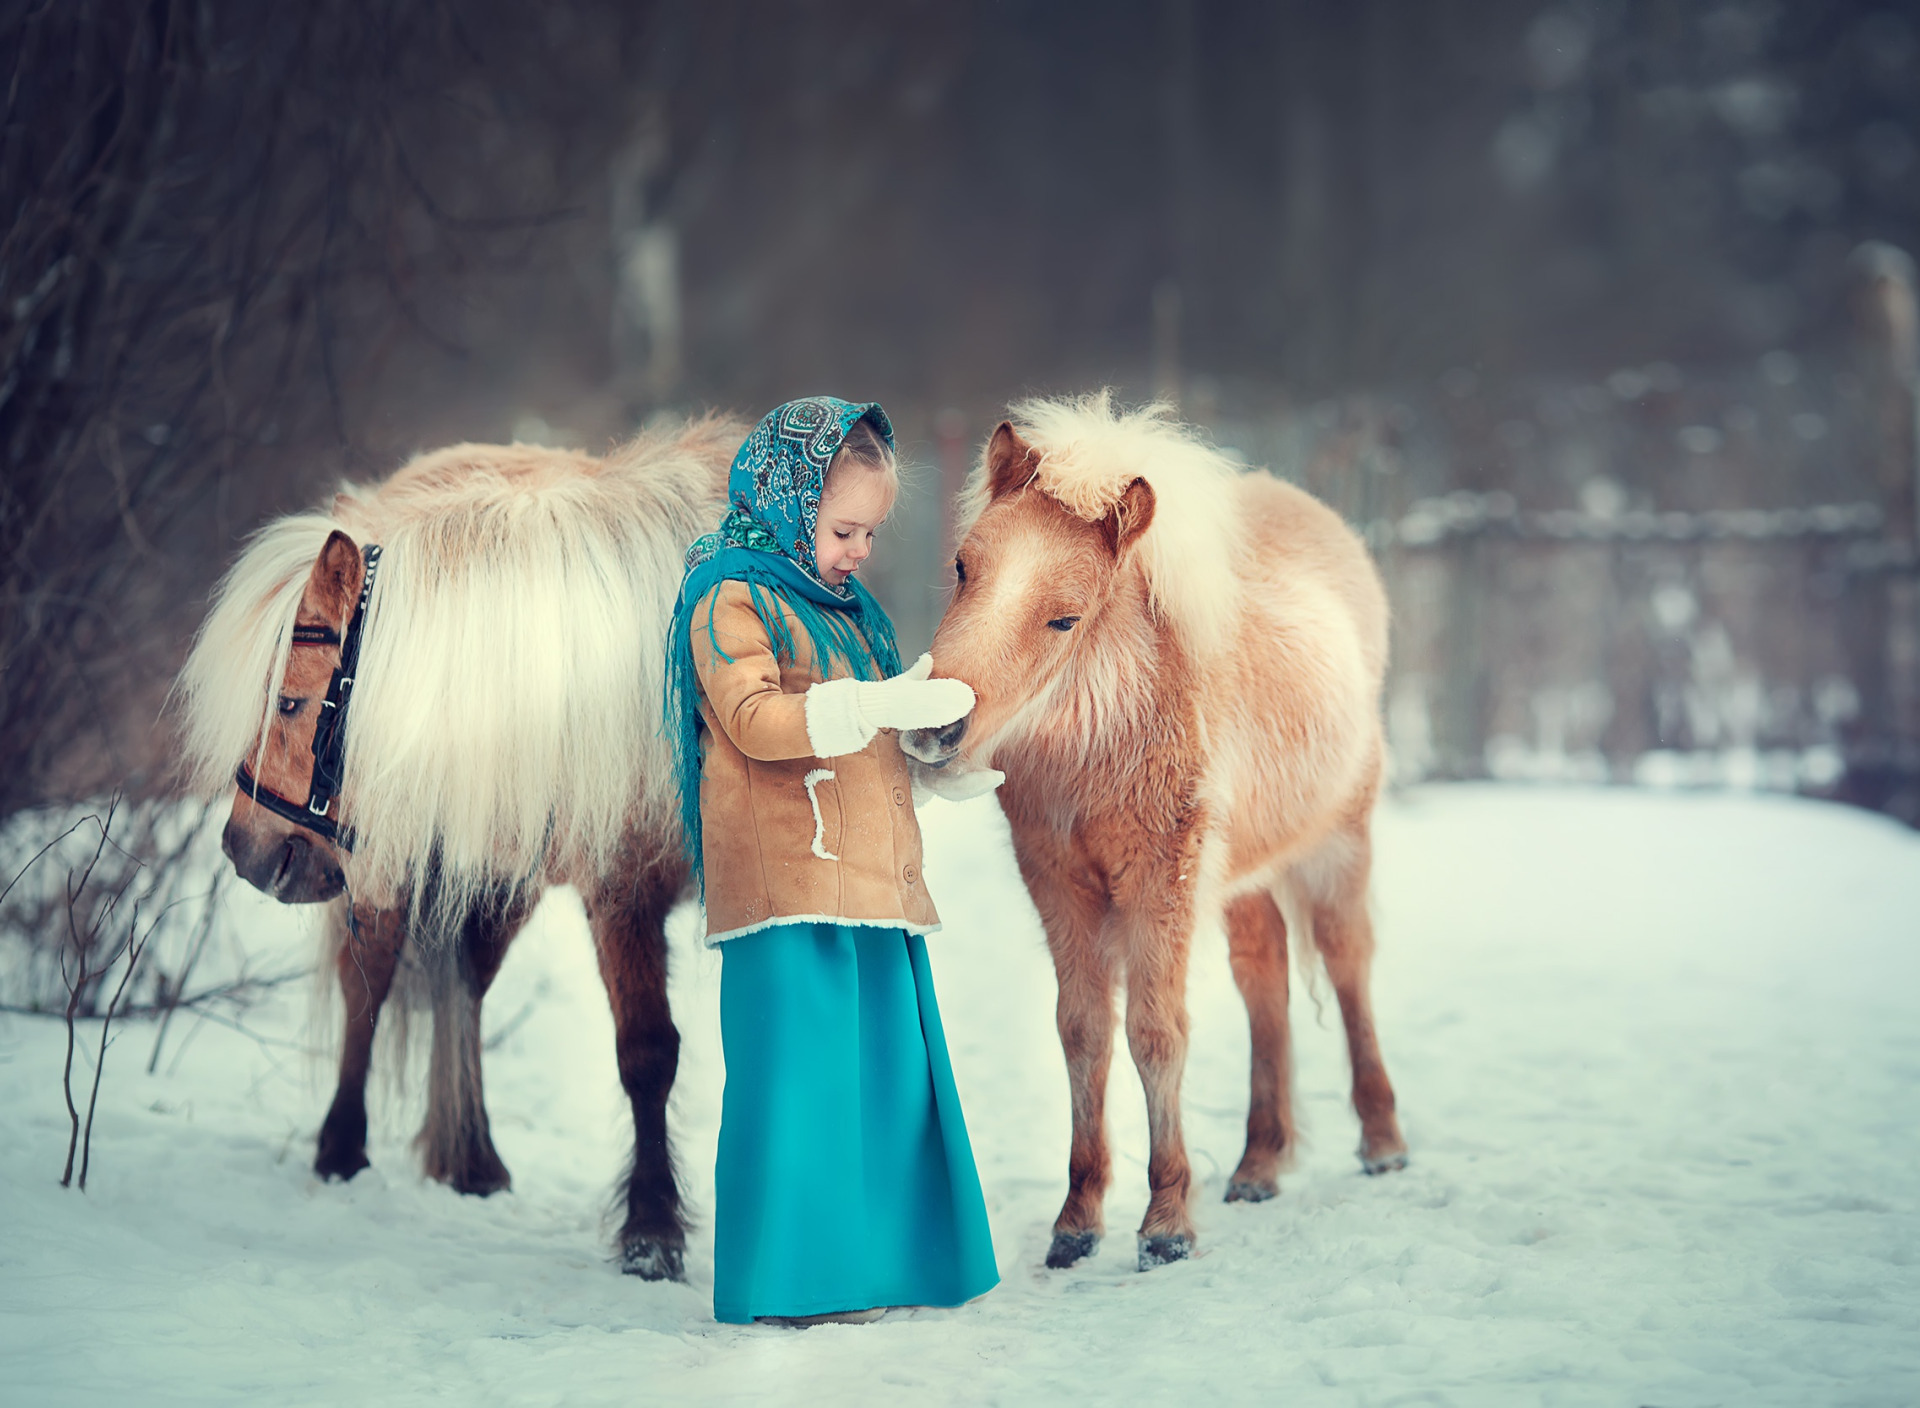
903, 863, 918, 885
892, 785, 907, 807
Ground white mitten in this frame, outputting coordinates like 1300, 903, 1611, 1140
804, 653, 976, 759
909, 756, 1006, 806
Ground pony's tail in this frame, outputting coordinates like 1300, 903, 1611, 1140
412, 919, 505, 1191
1269, 873, 1319, 1167
1272, 874, 1329, 1024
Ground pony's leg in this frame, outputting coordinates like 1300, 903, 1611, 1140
1024, 835, 1117, 1270
1224, 888, 1293, 1203
316, 899, 404, 1181
583, 850, 687, 1281
1122, 896, 1198, 1269
1312, 835, 1408, 1173
417, 888, 527, 1196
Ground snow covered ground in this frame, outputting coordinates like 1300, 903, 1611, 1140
3, 785, 1918, 1406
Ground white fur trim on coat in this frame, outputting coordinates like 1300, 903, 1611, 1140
703, 913, 944, 949
802, 768, 839, 860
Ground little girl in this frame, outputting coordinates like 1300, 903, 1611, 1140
667, 397, 1000, 1326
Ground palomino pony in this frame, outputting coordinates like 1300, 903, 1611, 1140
176, 414, 741, 1279
905, 394, 1407, 1272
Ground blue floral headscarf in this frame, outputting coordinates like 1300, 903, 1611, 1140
684, 396, 894, 599
666, 397, 904, 886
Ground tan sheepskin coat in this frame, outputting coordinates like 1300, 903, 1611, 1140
690, 580, 939, 945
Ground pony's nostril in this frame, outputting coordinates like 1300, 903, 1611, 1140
270, 838, 298, 893
938, 716, 969, 750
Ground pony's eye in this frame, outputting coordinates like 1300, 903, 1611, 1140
278, 696, 302, 716
954, 557, 967, 585
1047, 616, 1080, 632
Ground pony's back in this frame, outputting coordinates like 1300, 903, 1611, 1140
180, 415, 740, 906
1211, 471, 1388, 873
1233, 472, 1388, 686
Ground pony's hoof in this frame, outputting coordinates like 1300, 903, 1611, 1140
1361, 1146, 1409, 1176
446, 1163, 512, 1197
1224, 1177, 1277, 1203
1045, 1230, 1100, 1269
1137, 1233, 1192, 1270
313, 1145, 370, 1182
426, 1134, 513, 1196
315, 1104, 370, 1181
621, 1235, 686, 1282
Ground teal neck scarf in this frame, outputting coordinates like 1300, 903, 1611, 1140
667, 398, 903, 887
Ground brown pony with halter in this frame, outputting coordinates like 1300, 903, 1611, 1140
179, 415, 740, 1279
907, 394, 1407, 1271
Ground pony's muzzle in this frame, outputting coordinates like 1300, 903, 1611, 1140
223, 816, 345, 903
902, 714, 968, 766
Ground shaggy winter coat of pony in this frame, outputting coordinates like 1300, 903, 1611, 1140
177, 416, 738, 910
910, 391, 1406, 1273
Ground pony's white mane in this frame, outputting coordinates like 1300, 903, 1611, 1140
176, 416, 738, 901
962, 391, 1245, 659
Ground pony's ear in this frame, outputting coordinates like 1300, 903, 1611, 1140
984, 422, 1039, 500
1098, 478, 1156, 558
299, 531, 363, 630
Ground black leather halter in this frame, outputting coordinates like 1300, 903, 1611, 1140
233, 544, 383, 851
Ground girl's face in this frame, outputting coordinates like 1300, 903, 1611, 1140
813, 465, 896, 586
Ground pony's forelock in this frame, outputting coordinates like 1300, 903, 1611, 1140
175, 511, 342, 799
960, 390, 1245, 659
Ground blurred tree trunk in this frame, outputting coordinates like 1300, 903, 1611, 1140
0, 0, 652, 816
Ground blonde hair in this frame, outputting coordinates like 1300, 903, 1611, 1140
826, 416, 898, 493
961, 390, 1244, 659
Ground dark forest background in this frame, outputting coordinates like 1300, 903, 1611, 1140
5, 0, 1919, 821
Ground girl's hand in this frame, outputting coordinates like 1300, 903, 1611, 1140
804, 654, 976, 758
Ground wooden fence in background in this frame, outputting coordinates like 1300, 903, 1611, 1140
1206, 243, 1920, 823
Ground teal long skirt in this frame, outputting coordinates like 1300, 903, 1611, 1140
713, 922, 999, 1323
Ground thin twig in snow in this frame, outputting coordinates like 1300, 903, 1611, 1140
59, 801, 119, 1189
80, 892, 156, 1190
0, 965, 310, 1023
